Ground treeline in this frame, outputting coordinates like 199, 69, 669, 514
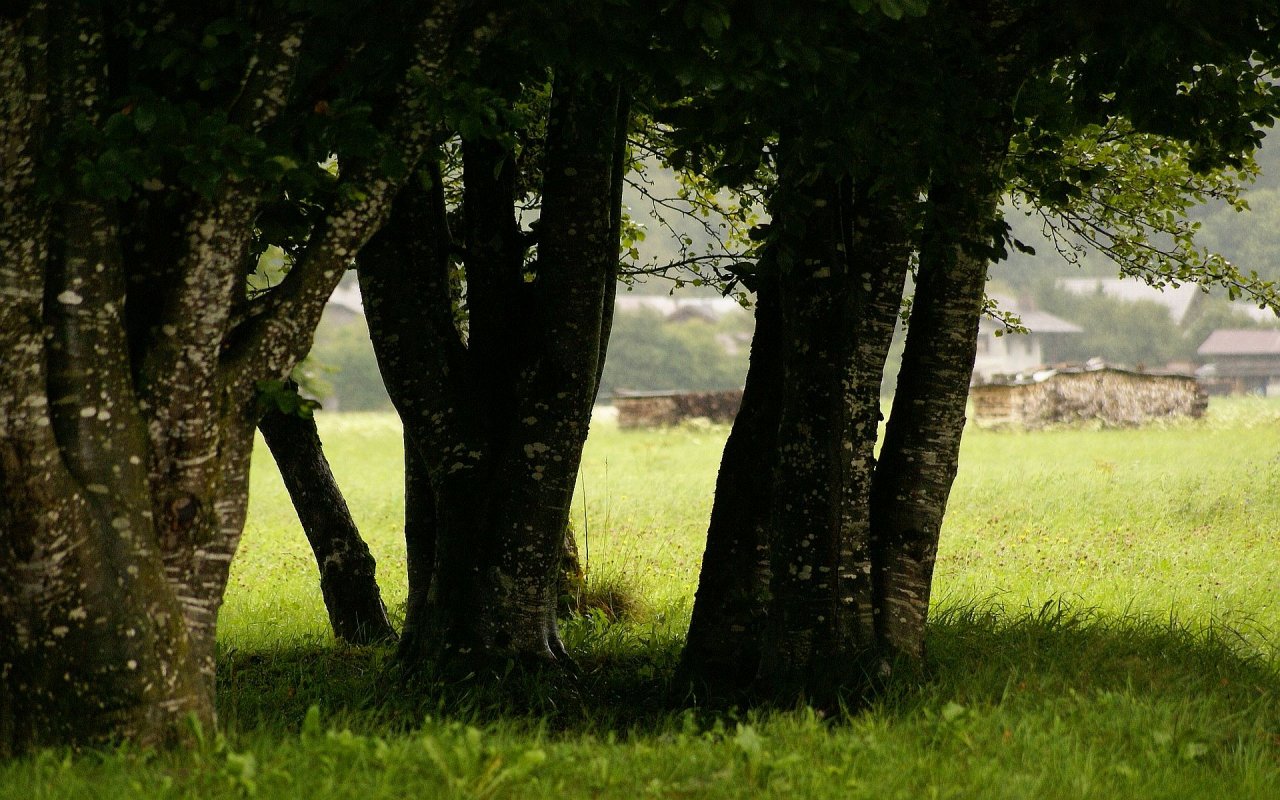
310, 304, 751, 410
1029, 285, 1275, 368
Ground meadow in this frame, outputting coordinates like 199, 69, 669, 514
5, 399, 1279, 798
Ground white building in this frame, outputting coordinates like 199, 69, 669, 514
972, 297, 1082, 383
612, 293, 748, 322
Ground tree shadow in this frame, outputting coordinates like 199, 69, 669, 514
906, 599, 1279, 714
215, 599, 1279, 739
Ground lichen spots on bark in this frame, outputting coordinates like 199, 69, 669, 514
0, 0, 484, 754
357, 72, 628, 682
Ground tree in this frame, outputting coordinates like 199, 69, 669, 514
0, 0, 473, 752
676, 0, 1280, 704
258, 384, 395, 645
358, 65, 632, 675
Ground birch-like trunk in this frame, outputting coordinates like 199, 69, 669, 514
871, 176, 999, 663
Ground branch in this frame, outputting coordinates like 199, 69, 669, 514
223, 1, 471, 387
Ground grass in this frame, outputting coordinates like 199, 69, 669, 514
5, 398, 1280, 798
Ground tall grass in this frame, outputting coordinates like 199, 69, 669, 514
4, 398, 1279, 798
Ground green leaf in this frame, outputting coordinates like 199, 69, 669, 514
132, 104, 158, 133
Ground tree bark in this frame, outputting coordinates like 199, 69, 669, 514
871, 173, 1000, 664
258, 406, 396, 645
679, 166, 914, 706
0, 6, 215, 752
360, 72, 630, 678
0, 2, 467, 753
400, 432, 438, 651
678, 267, 782, 700
754, 172, 910, 702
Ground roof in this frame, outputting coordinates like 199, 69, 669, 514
1057, 277, 1202, 324
613, 294, 746, 320
979, 295, 1082, 334
1198, 328, 1280, 356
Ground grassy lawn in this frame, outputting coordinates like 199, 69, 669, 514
5, 399, 1280, 798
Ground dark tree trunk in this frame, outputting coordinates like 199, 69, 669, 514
358, 165, 466, 668
871, 175, 999, 664
755, 173, 910, 702
400, 432, 438, 650
258, 406, 396, 645
678, 267, 782, 700
681, 163, 915, 705
359, 71, 629, 678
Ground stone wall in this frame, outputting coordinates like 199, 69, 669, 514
613, 390, 744, 428
971, 369, 1207, 429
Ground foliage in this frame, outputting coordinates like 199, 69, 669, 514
1189, 140, 1280, 282
254, 379, 321, 420
619, 137, 763, 298
307, 313, 393, 412
596, 310, 750, 398
1006, 117, 1279, 307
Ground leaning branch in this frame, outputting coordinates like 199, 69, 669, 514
224, 1, 469, 387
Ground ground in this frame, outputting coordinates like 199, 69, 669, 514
3, 400, 1278, 798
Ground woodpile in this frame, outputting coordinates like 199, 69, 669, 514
971, 366, 1207, 429
612, 389, 743, 428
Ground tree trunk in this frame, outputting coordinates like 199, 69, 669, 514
0, 462, 215, 754
360, 72, 629, 678
1, 8, 214, 751
258, 406, 396, 645
678, 268, 782, 700
399, 431, 438, 653
871, 176, 999, 664
1, 1, 467, 753
755, 173, 909, 703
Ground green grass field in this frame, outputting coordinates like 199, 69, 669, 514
6, 399, 1280, 798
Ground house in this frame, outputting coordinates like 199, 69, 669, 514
972, 297, 1082, 383
612, 294, 747, 322
1057, 277, 1204, 323
970, 364, 1207, 429
1196, 329, 1280, 396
